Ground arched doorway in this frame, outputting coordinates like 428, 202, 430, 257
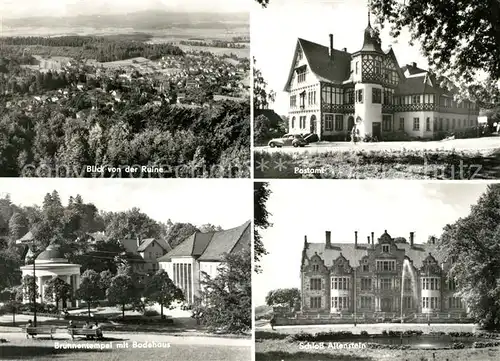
310, 115, 317, 134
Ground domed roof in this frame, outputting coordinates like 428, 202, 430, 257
360, 13, 383, 53
35, 243, 68, 263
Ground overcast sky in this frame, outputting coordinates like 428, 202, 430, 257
253, 180, 494, 305
252, 0, 429, 115
0, 179, 251, 229
0, 0, 249, 18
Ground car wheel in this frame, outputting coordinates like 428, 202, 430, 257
269, 143, 275, 148
293, 143, 299, 147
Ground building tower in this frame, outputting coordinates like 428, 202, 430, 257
351, 12, 384, 139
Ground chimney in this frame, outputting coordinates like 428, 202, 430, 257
367, 236, 370, 244
410, 232, 414, 247
325, 231, 331, 248
342, 47, 347, 52
371, 232, 374, 246
354, 231, 358, 248
329, 34, 334, 60
411, 62, 417, 68
304, 235, 308, 248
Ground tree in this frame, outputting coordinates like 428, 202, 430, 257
106, 273, 138, 319
265, 288, 301, 310
104, 208, 161, 241
44, 277, 72, 310
75, 270, 104, 318
254, 182, 271, 273
253, 58, 275, 110
370, 0, 500, 84
193, 249, 251, 333
0, 251, 21, 290
199, 224, 223, 233
164, 223, 199, 249
8, 212, 29, 242
21, 275, 39, 306
99, 270, 113, 289
438, 184, 500, 330
144, 270, 184, 318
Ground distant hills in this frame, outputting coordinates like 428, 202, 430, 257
2, 10, 249, 30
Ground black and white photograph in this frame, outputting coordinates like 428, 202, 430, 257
0, 179, 251, 360
252, 0, 500, 179
254, 180, 500, 361
0, 0, 250, 178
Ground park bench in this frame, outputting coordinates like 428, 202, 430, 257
68, 328, 104, 340
24, 326, 57, 339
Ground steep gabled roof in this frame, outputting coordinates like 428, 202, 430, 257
395, 72, 455, 96
157, 221, 251, 263
137, 238, 171, 252
198, 221, 250, 261
284, 39, 351, 90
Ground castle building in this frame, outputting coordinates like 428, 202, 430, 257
300, 230, 467, 316
285, 14, 479, 140
158, 221, 250, 304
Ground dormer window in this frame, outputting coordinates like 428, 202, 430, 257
382, 244, 390, 253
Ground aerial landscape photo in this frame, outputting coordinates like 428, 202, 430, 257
0, 0, 250, 178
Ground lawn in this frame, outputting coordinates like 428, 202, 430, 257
254, 148, 500, 179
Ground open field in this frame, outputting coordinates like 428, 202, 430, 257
254, 137, 500, 179
176, 43, 249, 57
0, 330, 251, 361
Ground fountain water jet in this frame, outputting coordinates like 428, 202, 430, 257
401, 258, 418, 323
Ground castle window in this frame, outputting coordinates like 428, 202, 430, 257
297, 49, 303, 61
310, 278, 322, 290
332, 296, 349, 310
382, 115, 392, 131
426, 117, 431, 131
362, 264, 369, 272
299, 92, 306, 108
331, 277, 349, 290
448, 279, 457, 291
322, 86, 332, 105
324, 114, 334, 131
290, 95, 296, 108
399, 117, 404, 131
413, 117, 420, 131
422, 297, 429, 309
360, 296, 372, 309
356, 89, 364, 103
452, 119, 456, 129
355, 61, 359, 74
439, 118, 443, 130
448, 297, 463, 309
446, 119, 450, 130
312, 264, 319, 272
376, 260, 395, 271
380, 278, 392, 290
383, 89, 393, 105
372, 88, 382, 104
412, 95, 421, 104
403, 296, 412, 309
334, 115, 343, 131
310, 296, 322, 309
291, 117, 295, 129
382, 244, 390, 253
374, 61, 381, 74
361, 278, 372, 290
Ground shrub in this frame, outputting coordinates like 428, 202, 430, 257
143, 309, 159, 317
388, 330, 402, 337
254, 331, 288, 340
360, 330, 369, 336
381, 330, 388, 336
449, 331, 474, 337
313, 331, 353, 341
452, 342, 465, 349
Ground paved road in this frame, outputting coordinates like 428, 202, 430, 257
255, 136, 500, 155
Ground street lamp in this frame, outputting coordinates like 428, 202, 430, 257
16, 232, 38, 327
